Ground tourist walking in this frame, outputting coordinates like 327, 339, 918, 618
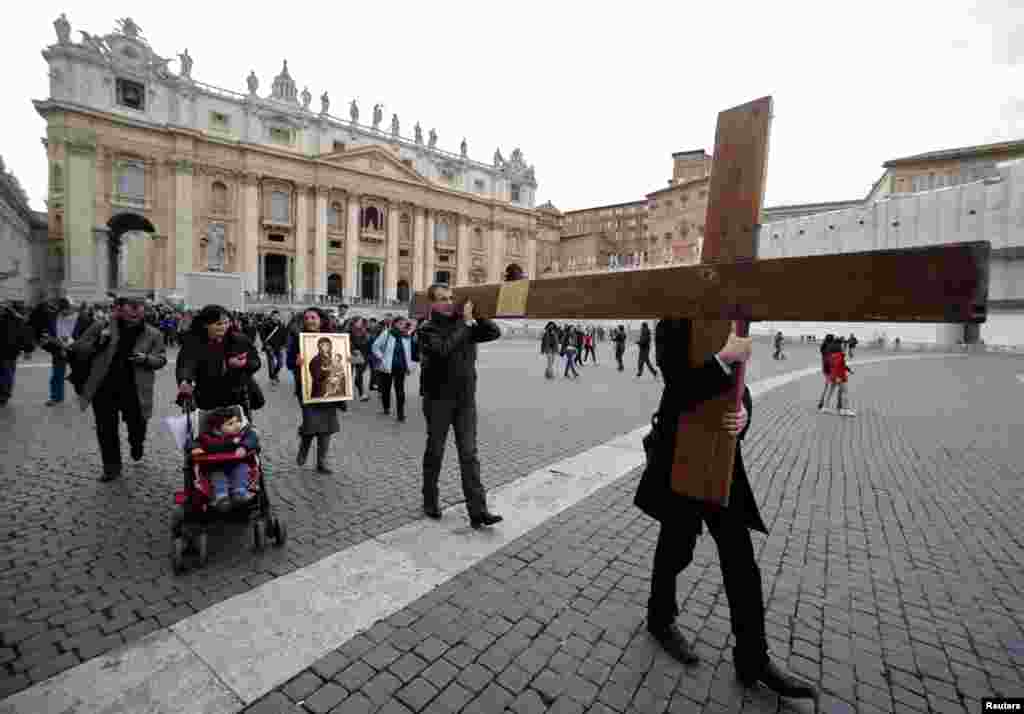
636, 322, 658, 379
817, 334, 836, 412
371, 316, 416, 422
827, 341, 856, 417
347, 317, 372, 402
0, 301, 34, 407
635, 318, 817, 700
540, 322, 560, 379
73, 296, 167, 481
42, 298, 77, 405
260, 310, 288, 384
417, 284, 503, 528
612, 325, 627, 372
287, 307, 343, 473
582, 328, 597, 364
772, 331, 786, 360
561, 326, 580, 379
847, 332, 858, 359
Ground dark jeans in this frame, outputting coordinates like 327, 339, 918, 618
264, 348, 284, 380
0, 358, 16, 403
615, 347, 625, 371
637, 349, 658, 377
91, 388, 147, 472
353, 362, 367, 397
49, 358, 67, 402
649, 516, 769, 672
378, 369, 407, 415
422, 395, 486, 517
563, 351, 580, 378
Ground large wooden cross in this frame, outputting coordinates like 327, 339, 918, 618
411, 97, 989, 506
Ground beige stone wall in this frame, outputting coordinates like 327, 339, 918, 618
889, 148, 1024, 194
47, 109, 541, 298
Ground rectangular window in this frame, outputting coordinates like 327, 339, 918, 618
329, 240, 342, 249
116, 78, 145, 111
399, 249, 409, 257
269, 127, 292, 145
268, 234, 285, 243
117, 161, 145, 203
439, 255, 450, 264
209, 111, 230, 131
511, 184, 521, 202
333, 140, 346, 153
270, 191, 290, 223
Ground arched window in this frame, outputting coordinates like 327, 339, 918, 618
327, 273, 342, 297
212, 181, 228, 212
473, 227, 484, 251
361, 206, 381, 230
328, 202, 342, 228
270, 191, 290, 222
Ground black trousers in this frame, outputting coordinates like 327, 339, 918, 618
422, 394, 486, 517
615, 347, 625, 371
648, 515, 769, 671
637, 349, 658, 377
583, 345, 597, 363
91, 388, 147, 471
353, 363, 368, 397
378, 369, 407, 415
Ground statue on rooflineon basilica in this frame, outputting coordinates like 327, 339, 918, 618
414, 123, 423, 145
53, 13, 71, 45
320, 91, 330, 115
350, 99, 359, 124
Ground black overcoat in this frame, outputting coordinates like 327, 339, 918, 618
633, 321, 767, 534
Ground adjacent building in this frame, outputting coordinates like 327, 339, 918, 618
0, 157, 48, 304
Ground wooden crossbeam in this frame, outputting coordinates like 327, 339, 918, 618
409, 95, 991, 511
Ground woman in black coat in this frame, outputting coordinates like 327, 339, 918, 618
634, 318, 815, 700
175, 304, 262, 413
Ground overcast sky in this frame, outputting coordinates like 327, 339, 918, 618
4, 1, 1022, 214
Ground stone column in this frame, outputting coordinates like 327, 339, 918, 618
173, 159, 195, 292
488, 222, 505, 283
293, 183, 309, 300
455, 215, 470, 286
93, 226, 110, 297
61, 127, 99, 303
526, 233, 538, 279
385, 202, 399, 301
241, 173, 260, 294
314, 186, 328, 299
345, 193, 361, 299
424, 210, 436, 287
151, 234, 166, 294
412, 207, 425, 292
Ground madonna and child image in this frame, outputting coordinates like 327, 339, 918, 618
299, 333, 353, 403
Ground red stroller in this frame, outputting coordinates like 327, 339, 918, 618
171, 395, 285, 574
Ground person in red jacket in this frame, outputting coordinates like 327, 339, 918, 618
189, 408, 259, 511
827, 342, 856, 417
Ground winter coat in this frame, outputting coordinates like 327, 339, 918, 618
260, 320, 289, 351
827, 350, 850, 383
0, 308, 34, 360
193, 424, 260, 454
175, 331, 261, 411
634, 318, 766, 534
371, 330, 416, 375
540, 329, 560, 355
72, 319, 168, 420
417, 313, 500, 400
612, 330, 626, 354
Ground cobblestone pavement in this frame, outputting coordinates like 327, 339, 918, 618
245, 353, 1024, 714
0, 336, 831, 698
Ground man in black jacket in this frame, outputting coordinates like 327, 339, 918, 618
0, 302, 34, 406
634, 319, 816, 700
260, 310, 288, 384
417, 284, 503, 529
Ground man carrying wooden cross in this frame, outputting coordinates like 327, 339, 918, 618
411, 95, 987, 700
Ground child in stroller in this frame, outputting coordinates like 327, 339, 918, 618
187, 406, 259, 512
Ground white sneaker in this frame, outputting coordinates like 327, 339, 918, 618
839, 408, 857, 417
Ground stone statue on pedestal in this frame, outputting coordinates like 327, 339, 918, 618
301, 86, 312, 110
178, 49, 193, 79
493, 148, 504, 167
207, 223, 225, 272
428, 128, 437, 149
320, 91, 330, 115
116, 17, 142, 39
349, 99, 359, 124
247, 71, 259, 95
460, 138, 467, 158
372, 103, 383, 131
391, 113, 400, 137
414, 123, 423, 145
54, 13, 71, 45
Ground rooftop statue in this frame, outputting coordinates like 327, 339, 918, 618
53, 13, 71, 45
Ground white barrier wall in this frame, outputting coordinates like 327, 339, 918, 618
757, 159, 1024, 347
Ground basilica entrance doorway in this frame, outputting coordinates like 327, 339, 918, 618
264, 254, 287, 295
107, 212, 156, 293
327, 273, 343, 298
396, 280, 410, 303
360, 261, 381, 301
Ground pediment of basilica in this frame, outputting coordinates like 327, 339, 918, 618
318, 145, 430, 186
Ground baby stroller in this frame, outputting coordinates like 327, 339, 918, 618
170, 394, 286, 574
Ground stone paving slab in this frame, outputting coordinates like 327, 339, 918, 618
0, 337, 837, 698
243, 354, 1024, 714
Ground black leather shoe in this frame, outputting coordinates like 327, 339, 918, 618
648, 624, 699, 665
315, 464, 333, 474
423, 504, 442, 520
469, 512, 503, 529
130, 443, 144, 462
737, 660, 817, 699
296, 440, 311, 466
99, 468, 121, 482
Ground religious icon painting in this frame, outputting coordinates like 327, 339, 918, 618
299, 332, 353, 404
